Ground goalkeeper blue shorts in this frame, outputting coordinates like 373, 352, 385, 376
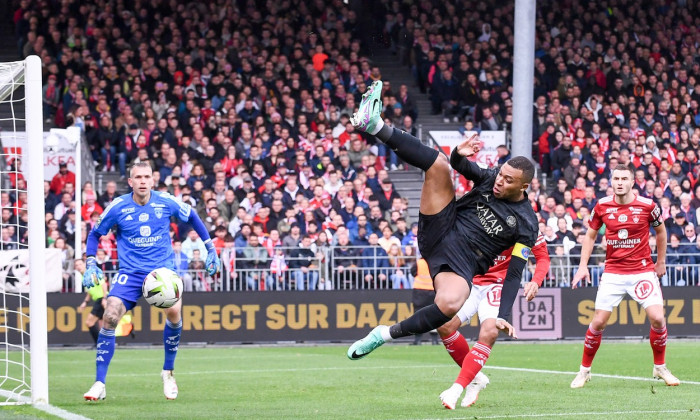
108, 270, 149, 311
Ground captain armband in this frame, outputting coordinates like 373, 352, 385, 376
650, 206, 662, 227
511, 243, 532, 261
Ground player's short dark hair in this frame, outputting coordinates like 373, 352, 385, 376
129, 161, 153, 177
612, 163, 635, 175
506, 156, 535, 184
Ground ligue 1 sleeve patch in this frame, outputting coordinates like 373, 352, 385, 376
512, 243, 531, 260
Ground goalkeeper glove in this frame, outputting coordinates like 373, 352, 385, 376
205, 242, 221, 276
83, 256, 104, 289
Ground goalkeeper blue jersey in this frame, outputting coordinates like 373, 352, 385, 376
92, 191, 192, 273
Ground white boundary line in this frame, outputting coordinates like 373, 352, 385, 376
0, 390, 91, 420
419, 409, 695, 419
47, 363, 700, 386
32, 403, 92, 420
483, 365, 700, 385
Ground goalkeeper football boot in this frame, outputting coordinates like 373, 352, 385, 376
162, 370, 179, 399
351, 80, 383, 133
439, 383, 464, 410
83, 381, 106, 401
461, 371, 490, 407
347, 325, 387, 360
570, 367, 591, 388
653, 365, 680, 386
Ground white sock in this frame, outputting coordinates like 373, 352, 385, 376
368, 118, 384, 136
378, 325, 393, 342
580, 365, 591, 372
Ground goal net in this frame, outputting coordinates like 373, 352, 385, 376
0, 56, 48, 405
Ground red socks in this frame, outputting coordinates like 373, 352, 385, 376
455, 341, 491, 387
650, 325, 667, 365
581, 325, 603, 368
441, 331, 470, 367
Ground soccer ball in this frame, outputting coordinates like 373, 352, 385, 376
142, 268, 184, 308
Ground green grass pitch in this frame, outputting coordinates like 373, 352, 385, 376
2, 341, 699, 419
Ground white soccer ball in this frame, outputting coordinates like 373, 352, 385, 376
142, 268, 184, 308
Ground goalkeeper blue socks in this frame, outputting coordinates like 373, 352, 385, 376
163, 319, 182, 371
95, 328, 116, 383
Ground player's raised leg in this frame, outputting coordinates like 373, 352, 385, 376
84, 296, 127, 400
162, 299, 183, 399
348, 80, 470, 360
646, 304, 679, 386
348, 271, 470, 360
353, 80, 454, 216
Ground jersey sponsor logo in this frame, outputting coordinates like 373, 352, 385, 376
607, 237, 641, 248
128, 235, 162, 247
629, 206, 643, 215
476, 202, 504, 237
634, 279, 654, 300
589, 209, 595, 221
140, 225, 151, 236
125, 215, 133, 221
618, 214, 628, 222
139, 213, 149, 222
608, 213, 616, 219
482, 193, 491, 202
618, 229, 628, 239
121, 207, 135, 214
154, 208, 164, 219
605, 208, 618, 213
506, 215, 517, 227
150, 203, 166, 208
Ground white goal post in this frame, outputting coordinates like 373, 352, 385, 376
0, 55, 48, 405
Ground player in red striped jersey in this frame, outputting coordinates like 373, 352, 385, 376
570, 163, 679, 388
438, 234, 550, 409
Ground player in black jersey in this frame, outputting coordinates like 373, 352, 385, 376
347, 80, 539, 366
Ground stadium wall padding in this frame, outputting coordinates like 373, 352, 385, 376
2, 289, 699, 346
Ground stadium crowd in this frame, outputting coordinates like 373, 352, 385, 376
4, 0, 700, 291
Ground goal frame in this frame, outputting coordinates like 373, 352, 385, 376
25, 55, 49, 405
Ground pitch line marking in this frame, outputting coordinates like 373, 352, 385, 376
483, 365, 700, 385
419, 409, 695, 419
0, 390, 91, 420
51, 363, 700, 385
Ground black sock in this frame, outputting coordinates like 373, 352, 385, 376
376, 127, 439, 172
389, 304, 451, 339
89, 324, 100, 344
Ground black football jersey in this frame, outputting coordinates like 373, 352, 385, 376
451, 151, 540, 275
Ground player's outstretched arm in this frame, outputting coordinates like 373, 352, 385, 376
449, 134, 492, 184
571, 227, 598, 289
523, 237, 551, 301
83, 230, 105, 289
496, 243, 531, 322
653, 223, 667, 279
187, 211, 221, 275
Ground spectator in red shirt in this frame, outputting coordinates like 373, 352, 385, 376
50, 162, 76, 196
81, 191, 103, 221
